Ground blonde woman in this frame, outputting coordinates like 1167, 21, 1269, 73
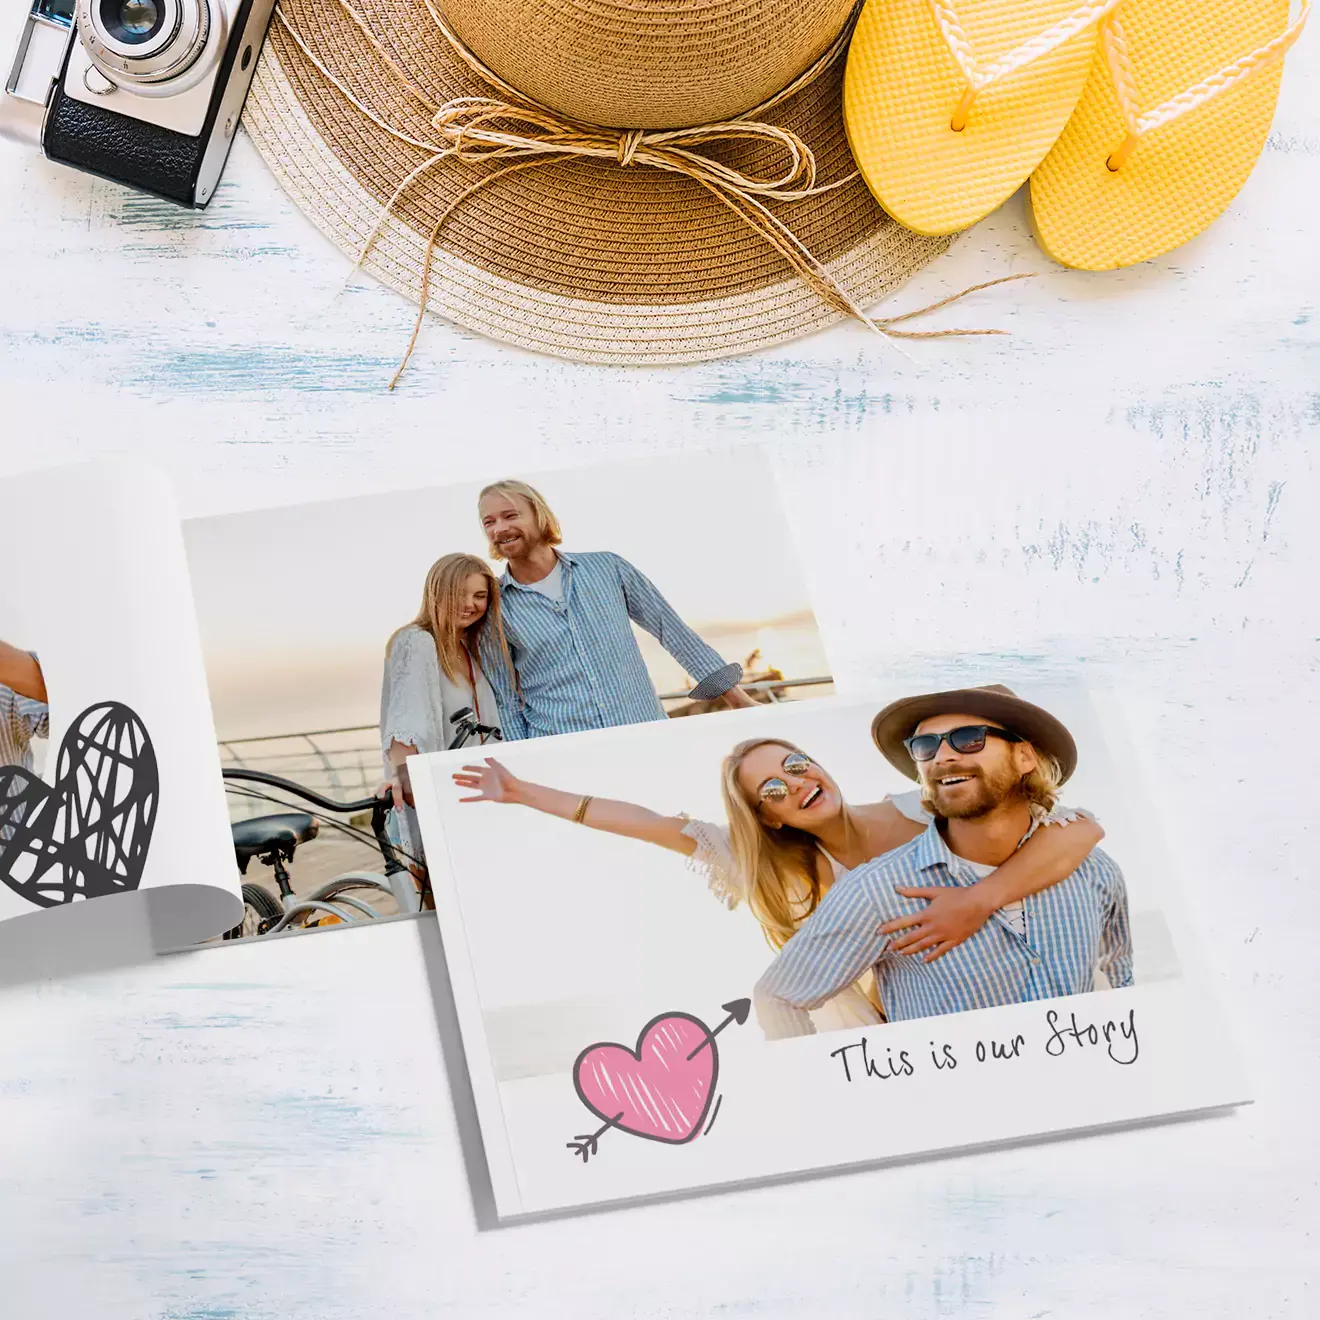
381, 554, 514, 866
452, 736, 1102, 1032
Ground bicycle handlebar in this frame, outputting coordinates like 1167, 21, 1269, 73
222, 767, 384, 815
221, 767, 408, 876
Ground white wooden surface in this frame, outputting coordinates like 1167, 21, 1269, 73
2, 30, 1318, 1316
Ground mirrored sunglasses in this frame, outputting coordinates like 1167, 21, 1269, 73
759, 751, 813, 803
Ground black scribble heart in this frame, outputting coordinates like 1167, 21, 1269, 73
0, 702, 159, 908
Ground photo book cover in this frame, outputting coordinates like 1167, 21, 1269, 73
412, 679, 1247, 1217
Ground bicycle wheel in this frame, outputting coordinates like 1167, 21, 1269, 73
223, 882, 284, 940
301, 873, 395, 928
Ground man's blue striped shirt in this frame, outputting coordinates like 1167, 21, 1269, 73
480, 550, 737, 740
754, 820, 1133, 1037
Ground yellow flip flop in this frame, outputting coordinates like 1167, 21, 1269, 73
844, 0, 1123, 236
1031, 0, 1311, 269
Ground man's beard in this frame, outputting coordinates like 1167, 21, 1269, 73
921, 760, 1024, 819
493, 529, 538, 561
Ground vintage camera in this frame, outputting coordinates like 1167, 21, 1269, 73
2, 0, 276, 206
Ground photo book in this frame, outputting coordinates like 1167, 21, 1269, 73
2, 454, 1247, 1216
0, 447, 831, 970
410, 683, 1248, 1217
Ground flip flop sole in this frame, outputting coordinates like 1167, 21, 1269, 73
1031, 0, 1291, 270
845, 0, 1101, 236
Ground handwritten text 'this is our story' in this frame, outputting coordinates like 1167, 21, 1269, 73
828, 1005, 1140, 1084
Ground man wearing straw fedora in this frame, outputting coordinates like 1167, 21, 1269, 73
753, 685, 1132, 1037
477, 479, 755, 740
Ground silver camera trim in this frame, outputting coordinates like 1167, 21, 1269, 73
2, 2, 76, 146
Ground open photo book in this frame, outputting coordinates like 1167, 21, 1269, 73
3, 457, 1247, 1216
0, 447, 832, 972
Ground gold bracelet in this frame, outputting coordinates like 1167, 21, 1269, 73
573, 794, 593, 824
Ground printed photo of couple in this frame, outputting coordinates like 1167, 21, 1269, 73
182, 449, 834, 940
419, 681, 1180, 1078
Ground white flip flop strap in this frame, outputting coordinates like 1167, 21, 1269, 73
1104, 0, 1311, 143
928, 0, 1122, 94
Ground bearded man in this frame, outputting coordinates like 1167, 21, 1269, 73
752, 685, 1132, 1037
476, 478, 754, 739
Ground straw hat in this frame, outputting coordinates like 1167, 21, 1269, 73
243, 0, 953, 366
870, 684, 1079, 784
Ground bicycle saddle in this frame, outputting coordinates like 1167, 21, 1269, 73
231, 812, 320, 868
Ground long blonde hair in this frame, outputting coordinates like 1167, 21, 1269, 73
389, 553, 514, 690
720, 737, 836, 951
479, 479, 563, 560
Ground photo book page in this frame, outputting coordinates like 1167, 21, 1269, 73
410, 680, 1248, 1218
0, 463, 241, 982
1, 446, 831, 971
180, 444, 831, 946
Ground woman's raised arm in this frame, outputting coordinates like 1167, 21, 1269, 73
882, 813, 1105, 962
452, 758, 698, 857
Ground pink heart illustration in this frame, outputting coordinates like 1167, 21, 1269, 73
573, 1011, 717, 1144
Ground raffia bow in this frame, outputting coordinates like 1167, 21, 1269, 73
276, 0, 1030, 386
432, 99, 834, 201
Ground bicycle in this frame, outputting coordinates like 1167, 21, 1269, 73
220, 767, 417, 940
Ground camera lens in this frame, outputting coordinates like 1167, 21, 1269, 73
98, 0, 165, 44
79, 0, 220, 94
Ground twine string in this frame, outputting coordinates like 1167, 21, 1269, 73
275, 0, 1027, 384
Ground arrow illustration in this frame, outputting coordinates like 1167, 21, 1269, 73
687, 998, 751, 1060
567, 1114, 621, 1163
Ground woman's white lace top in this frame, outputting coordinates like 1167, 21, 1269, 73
379, 625, 502, 863
379, 625, 502, 767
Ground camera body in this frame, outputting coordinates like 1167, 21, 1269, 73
2, 0, 276, 207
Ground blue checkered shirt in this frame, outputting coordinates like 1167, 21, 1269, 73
480, 550, 738, 740
754, 820, 1133, 1037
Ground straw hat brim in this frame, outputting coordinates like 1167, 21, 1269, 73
870, 686, 1079, 785
243, 1, 952, 366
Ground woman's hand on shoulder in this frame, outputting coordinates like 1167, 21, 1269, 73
880, 885, 996, 962
452, 757, 521, 804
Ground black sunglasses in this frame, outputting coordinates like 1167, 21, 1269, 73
904, 725, 1023, 762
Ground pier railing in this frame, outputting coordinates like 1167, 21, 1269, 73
218, 674, 833, 818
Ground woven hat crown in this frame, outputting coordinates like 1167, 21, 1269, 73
440, 0, 859, 129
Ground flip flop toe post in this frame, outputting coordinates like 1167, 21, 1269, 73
1031, 0, 1310, 269
845, 0, 1120, 236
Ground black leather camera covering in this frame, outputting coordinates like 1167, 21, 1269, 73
42, 0, 259, 208
45, 85, 207, 205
